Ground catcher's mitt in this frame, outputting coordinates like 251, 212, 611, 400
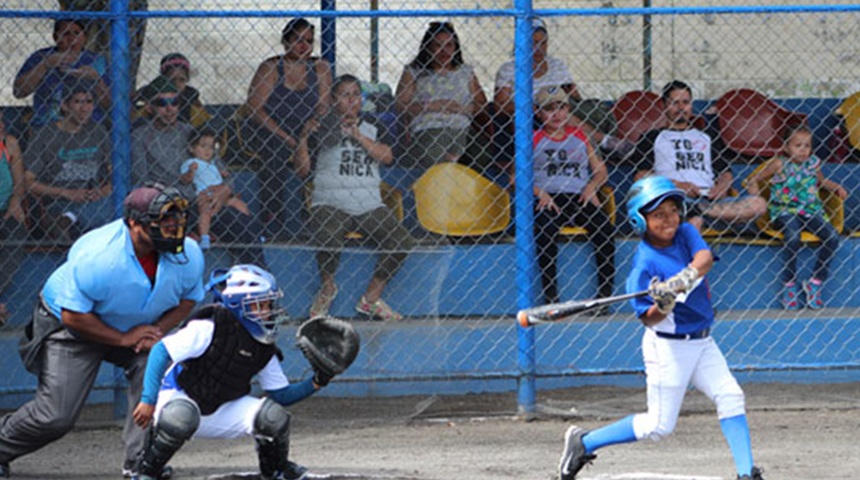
296, 316, 360, 380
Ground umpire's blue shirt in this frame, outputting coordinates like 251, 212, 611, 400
42, 219, 205, 332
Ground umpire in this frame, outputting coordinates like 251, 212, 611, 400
0, 183, 205, 479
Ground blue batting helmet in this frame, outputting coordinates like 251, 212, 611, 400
626, 175, 686, 236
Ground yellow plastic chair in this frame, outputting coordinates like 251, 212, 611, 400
559, 185, 616, 237
835, 91, 860, 152
305, 181, 403, 240
742, 162, 844, 242
412, 163, 510, 236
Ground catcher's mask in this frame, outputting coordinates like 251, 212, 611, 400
625, 175, 686, 236
214, 264, 286, 345
124, 182, 189, 254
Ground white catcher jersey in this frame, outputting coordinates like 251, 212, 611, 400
161, 319, 289, 393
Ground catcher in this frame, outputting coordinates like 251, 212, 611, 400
130, 264, 359, 480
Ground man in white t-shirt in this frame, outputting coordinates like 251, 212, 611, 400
634, 80, 766, 231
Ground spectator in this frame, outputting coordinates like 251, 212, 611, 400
633, 80, 766, 231
13, 18, 110, 129
295, 74, 414, 321
179, 127, 267, 268
134, 53, 210, 128
245, 17, 332, 240
395, 20, 489, 170
157, 53, 210, 127
131, 75, 195, 202
746, 124, 847, 310
0, 111, 28, 325
0, 184, 203, 480
530, 87, 616, 306
493, 18, 631, 166
25, 78, 112, 242
180, 127, 250, 250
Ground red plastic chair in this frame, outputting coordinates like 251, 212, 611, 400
612, 90, 667, 144
713, 88, 807, 158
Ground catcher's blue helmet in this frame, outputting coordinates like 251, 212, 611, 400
212, 264, 285, 344
626, 175, 686, 236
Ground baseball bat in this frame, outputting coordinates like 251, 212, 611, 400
517, 290, 649, 327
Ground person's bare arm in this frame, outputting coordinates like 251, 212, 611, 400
493, 85, 515, 119
395, 67, 420, 125
293, 119, 318, 178
61, 309, 163, 350
469, 72, 489, 119
744, 158, 780, 196
4, 134, 26, 222
709, 171, 734, 200
350, 126, 393, 165
13, 52, 68, 98
179, 163, 197, 185
26, 171, 88, 202
581, 143, 608, 206
151, 299, 195, 335
818, 170, 849, 200
315, 59, 333, 116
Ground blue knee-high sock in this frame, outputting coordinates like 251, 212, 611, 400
582, 415, 637, 454
720, 414, 754, 476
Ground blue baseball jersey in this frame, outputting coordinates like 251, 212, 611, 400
41, 219, 205, 332
626, 222, 713, 335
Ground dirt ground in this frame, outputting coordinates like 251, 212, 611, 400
3, 381, 860, 480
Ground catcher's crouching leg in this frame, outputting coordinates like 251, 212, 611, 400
137, 398, 200, 479
254, 398, 307, 480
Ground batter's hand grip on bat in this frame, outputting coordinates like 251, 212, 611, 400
517, 290, 649, 327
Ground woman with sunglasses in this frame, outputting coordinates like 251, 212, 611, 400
395, 21, 489, 170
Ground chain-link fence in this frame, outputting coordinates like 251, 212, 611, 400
2, 2, 860, 411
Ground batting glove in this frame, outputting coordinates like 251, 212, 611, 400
663, 266, 699, 294
649, 277, 677, 315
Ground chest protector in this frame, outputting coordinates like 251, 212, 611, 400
177, 304, 277, 415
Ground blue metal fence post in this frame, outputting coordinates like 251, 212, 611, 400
321, 0, 336, 76
110, 0, 132, 420
514, 0, 538, 415
110, 0, 131, 214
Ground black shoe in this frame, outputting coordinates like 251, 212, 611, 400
262, 461, 309, 480
0, 462, 9, 478
738, 466, 764, 480
278, 461, 309, 480
122, 460, 173, 480
558, 426, 596, 480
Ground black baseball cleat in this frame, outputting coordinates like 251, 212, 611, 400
123, 460, 173, 480
0, 462, 9, 478
738, 466, 765, 480
558, 425, 596, 480
262, 461, 308, 480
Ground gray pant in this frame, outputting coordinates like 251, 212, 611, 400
0, 328, 147, 466
310, 205, 414, 282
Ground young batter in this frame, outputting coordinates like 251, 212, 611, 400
557, 175, 763, 480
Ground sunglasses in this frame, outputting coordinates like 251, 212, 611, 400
151, 96, 179, 107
